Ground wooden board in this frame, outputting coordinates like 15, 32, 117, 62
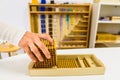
29, 54, 105, 76
28, 3, 91, 49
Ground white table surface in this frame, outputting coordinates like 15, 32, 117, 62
0, 47, 120, 80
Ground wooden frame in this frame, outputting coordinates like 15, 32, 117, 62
28, 3, 91, 49
29, 54, 105, 76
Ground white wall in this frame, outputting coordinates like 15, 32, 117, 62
0, 0, 93, 30
0, 0, 31, 30
0, 0, 93, 58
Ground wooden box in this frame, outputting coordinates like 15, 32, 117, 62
96, 33, 116, 42
29, 54, 105, 76
94, 0, 120, 3
111, 16, 120, 21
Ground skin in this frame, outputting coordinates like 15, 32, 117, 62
18, 31, 53, 62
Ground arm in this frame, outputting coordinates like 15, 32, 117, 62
0, 21, 26, 45
0, 21, 53, 62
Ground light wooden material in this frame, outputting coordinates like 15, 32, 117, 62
28, 3, 91, 49
89, 2, 120, 48
29, 3, 91, 7
111, 16, 120, 21
96, 33, 117, 42
94, 0, 120, 3
29, 54, 105, 76
30, 11, 89, 14
0, 43, 20, 58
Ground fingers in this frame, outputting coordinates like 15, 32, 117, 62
24, 46, 37, 62
34, 37, 51, 59
38, 34, 53, 45
18, 31, 53, 62
28, 42, 44, 62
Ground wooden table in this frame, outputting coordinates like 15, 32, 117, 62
0, 43, 20, 59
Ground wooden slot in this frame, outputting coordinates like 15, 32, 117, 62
91, 55, 104, 67
83, 58, 90, 67
57, 57, 78, 68
84, 57, 96, 67
77, 57, 85, 68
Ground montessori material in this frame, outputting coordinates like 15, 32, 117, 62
33, 39, 56, 68
28, 40, 105, 76
29, 54, 105, 76
29, 3, 91, 49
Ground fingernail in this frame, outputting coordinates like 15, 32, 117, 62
47, 55, 51, 59
33, 60, 36, 62
39, 59, 44, 62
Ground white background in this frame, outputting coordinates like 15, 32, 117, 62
0, 0, 93, 30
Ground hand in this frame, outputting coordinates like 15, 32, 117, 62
18, 31, 53, 62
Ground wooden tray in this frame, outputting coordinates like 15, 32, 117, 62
29, 54, 105, 76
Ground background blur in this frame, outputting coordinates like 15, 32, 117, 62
0, 0, 93, 31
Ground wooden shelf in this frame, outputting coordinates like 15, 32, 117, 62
65, 35, 87, 38
71, 30, 88, 32
30, 11, 89, 14
95, 43, 107, 48
83, 16, 89, 18
90, 3, 120, 48
29, 3, 90, 7
80, 20, 88, 23
95, 42, 120, 48
29, 3, 91, 49
96, 40, 120, 44
100, 2, 120, 6
75, 25, 88, 27
98, 21, 120, 24
61, 41, 87, 44
58, 46, 87, 49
